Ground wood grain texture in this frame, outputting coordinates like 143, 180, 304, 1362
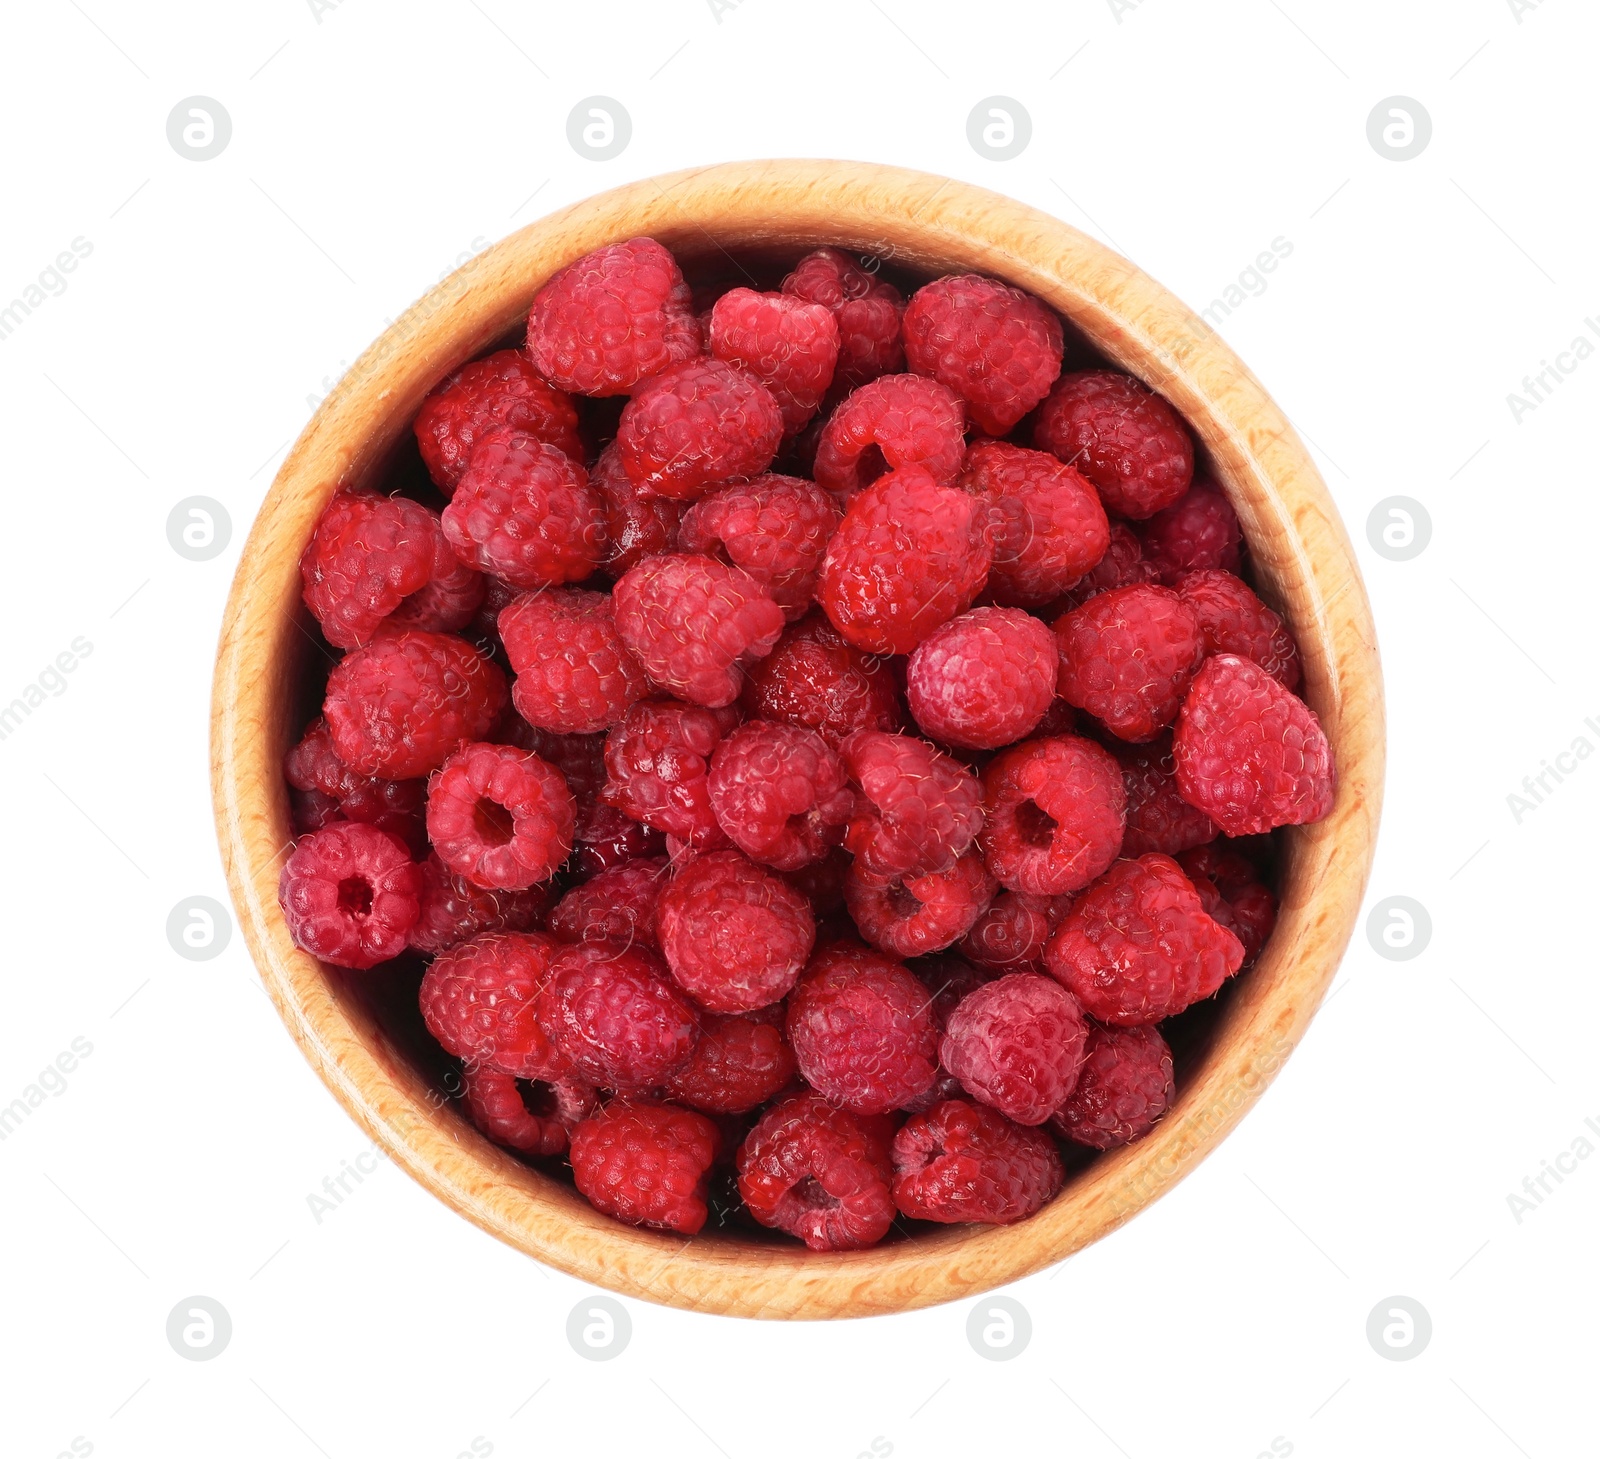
211, 160, 1384, 1319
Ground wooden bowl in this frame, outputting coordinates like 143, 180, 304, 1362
211, 160, 1383, 1319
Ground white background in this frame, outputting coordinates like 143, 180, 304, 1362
1, 1, 1595, 1455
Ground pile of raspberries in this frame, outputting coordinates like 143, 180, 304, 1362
277, 236, 1334, 1249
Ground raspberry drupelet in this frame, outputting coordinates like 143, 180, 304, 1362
424, 741, 575, 891
277, 823, 422, 969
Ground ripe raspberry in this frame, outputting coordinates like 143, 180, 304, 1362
440, 428, 604, 589
1115, 737, 1219, 857
959, 890, 1069, 974
613, 553, 785, 707
655, 851, 816, 1011
526, 237, 701, 396
838, 729, 984, 882
892, 1099, 1063, 1224
781, 843, 851, 920
1054, 584, 1203, 741
844, 848, 996, 959
1173, 654, 1334, 835
664, 1006, 797, 1114
535, 942, 701, 1090
278, 823, 421, 969
1049, 1023, 1174, 1149
736, 1091, 896, 1250
616, 358, 783, 500
414, 348, 581, 493
707, 719, 854, 872
979, 736, 1126, 896
738, 613, 903, 746
323, 630, 507, 780
678, 475, 839, 620
941, 973, 1087, 1125
905, 607, 1058, 751
709, 287, 841, 432
549, 856, 666, 950
461, 1066, 595, 1157
419, 931, 569, 1079
284, 717, 426, 848
781, 247, 905, 394
786, 942, 939, 1113
570, 1098, 720, 1234
1138, 480, 1242, 582
466, 573, 522, 657
1175, 570, 1301, 691
1054, 521, 1158, 612
571, 801, 666, 879
425, 742, 575, 890
602, 698, 739, 848
588, 443, 682, 574
299, 489, 480, 649
1033, 369, 1194, 519
957, 441, 1110, 608
813, 375, 966, 497
902, 274, 1064, 435
499, 588, 649, 735
1045, 853, 1244, 1024
408, 852, 551, 956
819, 467, 993, 655
1176, 843, 1277, 963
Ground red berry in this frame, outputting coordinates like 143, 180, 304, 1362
589, 442, 682, 575
419, 931, 569, 1079
1049, 1022, 1174, 1149
425, 742, 575, 891
549, 856, 667, 950
278, 822, 421, 969
707, 720, 852, 872
461, 1066, 595, 1157
709, 287, 841, 432
892, 1098, 1063, 1224
941, 973, 1087, 1125
408, 852, 551, 956
613, 553, 786, 708
1045, 853, 1244, 1024
905, 607, 1059, 751
570, 1098, 720, 1234
959, 890, 1069, 975
571, 802, 666, 879
1114, 736, 1219, 857
602, 698, 739, 848
781, 247, 905, 394
1172, 654, 1334, 835
902, 274, 1064, 435
526, 237, 701, 396
739, 612, 903, 746
655, 850, 816, 1011
1176, 843, 1277, 964
1054, 520, 1158, 612
664, 1006, 797, 1114
1138, 480, 1242, 582
1174, 570, 1301, 691
979, 736, 1126, 896
499, 588, 649, 735
819, 466, 993, 655
284, 717, 426, 849
844, 847, 997, 959
838, 729, 985, 883
813, 374, 966, 497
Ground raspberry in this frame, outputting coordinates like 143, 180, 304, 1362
570, 1099, 720, 1234
1045, 853, 1245, 1024
278, 823, 421, 968
1174, 570, 1301, 691
549, 856, 666, 950
461, 1066, 595, 1157
425, 742, 575, 890
1054, 584, 1204, 742
466, 573, 523, 656
284, 717, 426, 849
738, 612, 903, 746
902, 274, 1064, 435
845, 848, 996, 959
616, 358, 783, 500
957, 441, 1110, 608
1054, 521, 1158, 612
323, 630, 507, 780
572, 802, 666, 878
706, 720, 852, 871
664, 1006, 797, 1114
940, 973, 1087, 1125
655, 851, 816, 1011
786, 942, 939, 1113
613, 553, 785, 708
526, 237, 701, 396
892, 1099, 1063, 1224
905, 607, 1058, 751
1114, 736, 1219, 856
499, 588, 649, 735
1172, 654, 1334, 835
819, 466, 993, 655
959, 890, 1069, 974
440, 428, 604, 589
299, 489, 480, 649
1049, 1023, 1174, 1149
535, 942, 701, 1090
678, 475, 839, 620
602, 698, 739, 848
813, 374, 966, 497
418, 931, 568, 1079
588, 442, 682, 574
781, 247, 905, 393
1138, 480, 1242, 582
1033, 369, 1194, 519
736, 1091, 896, 1250
979, 736, 1126, 896
408, 852, 551, 956
781, 844, 851, 920
709, 287, 841, 432
414, 349, 581, 493
1176, 843, 1277, 963
838, 729, 984, 883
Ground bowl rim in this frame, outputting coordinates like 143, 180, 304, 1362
211, 159, 1384, 1320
